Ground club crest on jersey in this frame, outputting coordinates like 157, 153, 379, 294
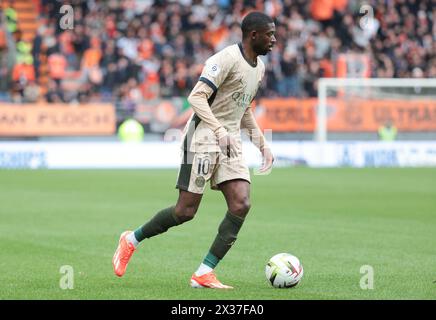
207, 63, 220, 77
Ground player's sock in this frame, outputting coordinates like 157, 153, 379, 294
201, 211, 245, 270
133, 206, 180, 243
195, 262, 214, 276
126, 231, 139, 247
195, 252, 219, 276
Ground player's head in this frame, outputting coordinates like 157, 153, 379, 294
241, 11, 276, 55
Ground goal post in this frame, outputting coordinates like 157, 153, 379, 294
316, 78, 436, 142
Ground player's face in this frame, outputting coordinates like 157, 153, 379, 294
253, 23, 276, 55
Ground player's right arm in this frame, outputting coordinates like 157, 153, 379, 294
187, 81, 227, 141
187, 52, 238, 157
187, 82, 237, 157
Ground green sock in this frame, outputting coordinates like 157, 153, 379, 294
205, 211, 245, 267
133, 206, 180, 242
203, 252, 220, 269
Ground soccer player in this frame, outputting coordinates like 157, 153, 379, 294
112, 11, 276, 289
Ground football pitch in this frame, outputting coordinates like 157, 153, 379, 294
0, 168, 435, 300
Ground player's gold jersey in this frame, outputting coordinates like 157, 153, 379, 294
183, 43, 265, 153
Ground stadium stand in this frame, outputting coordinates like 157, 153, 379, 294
0, 0, 434, 104
0, 0, 434, 140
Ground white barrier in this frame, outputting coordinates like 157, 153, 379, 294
267, 142, 436, 168
1, 141, 436, 169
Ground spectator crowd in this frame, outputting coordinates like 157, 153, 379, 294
0, 0, 434, 105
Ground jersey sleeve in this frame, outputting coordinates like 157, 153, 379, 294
187, 81, 228, 140
199, 51, 234, 92
241, 107, 268, 152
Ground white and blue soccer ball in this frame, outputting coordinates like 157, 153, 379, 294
265, 253, 304, 288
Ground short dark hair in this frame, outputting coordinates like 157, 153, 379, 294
241, 12, 274, 38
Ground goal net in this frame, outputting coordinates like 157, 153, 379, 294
316, 78, 436, 141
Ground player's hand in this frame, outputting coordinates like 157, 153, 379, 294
218, 134, 238, 158
259, 147, 274, 173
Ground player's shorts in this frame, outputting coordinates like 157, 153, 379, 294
175, 150, 251, 194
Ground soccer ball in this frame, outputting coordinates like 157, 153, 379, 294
265, 253, 304, 288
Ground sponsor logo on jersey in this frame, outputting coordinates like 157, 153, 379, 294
231, 92, 253, 108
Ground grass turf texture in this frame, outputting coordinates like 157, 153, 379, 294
0, 168, 435, 300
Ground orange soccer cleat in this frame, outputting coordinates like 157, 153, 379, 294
112, 231, 136, 277
190, 271, 233, 289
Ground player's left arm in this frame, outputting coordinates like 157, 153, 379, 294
241, 107, 274, 173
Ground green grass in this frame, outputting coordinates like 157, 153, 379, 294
0, 168, 435, 300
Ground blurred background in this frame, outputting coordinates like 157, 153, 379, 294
0, 0, 435, 168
